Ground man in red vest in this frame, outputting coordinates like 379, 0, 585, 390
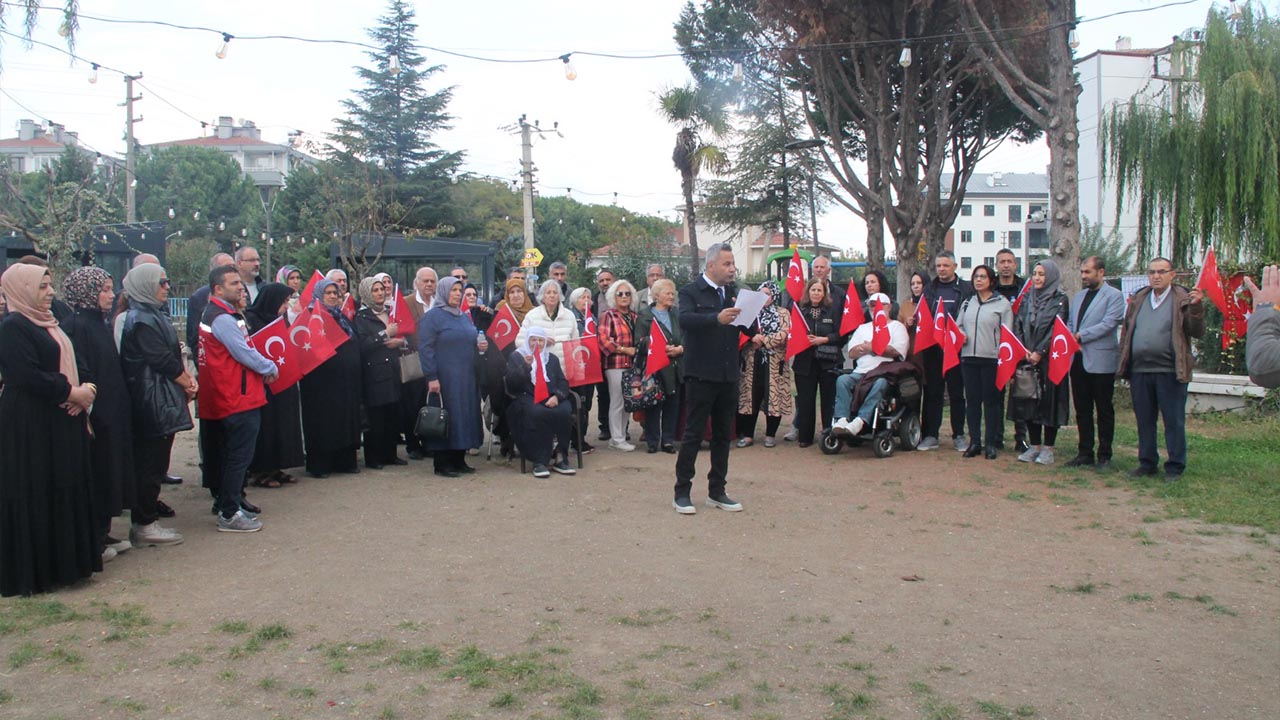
198, 264, 279, 533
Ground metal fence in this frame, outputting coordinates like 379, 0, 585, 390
168, 297, 189, 320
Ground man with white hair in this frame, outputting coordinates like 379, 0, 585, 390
830, 292, 910, 437
635, 263, 666, 308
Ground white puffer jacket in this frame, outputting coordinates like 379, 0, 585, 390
516, 304, 580, 363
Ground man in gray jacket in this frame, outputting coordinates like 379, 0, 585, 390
1066, 256, 1127, 470
1245, 264, 1280, 389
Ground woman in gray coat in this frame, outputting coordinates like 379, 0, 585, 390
958, 265, 1012, 459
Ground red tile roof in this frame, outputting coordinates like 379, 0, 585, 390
150, 136, 273, 147
0, 137, 66, 149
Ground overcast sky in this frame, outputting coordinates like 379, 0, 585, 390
0, 0, 1225, 253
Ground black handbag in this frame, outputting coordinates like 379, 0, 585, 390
1011, 362, 1041, 401
622, 338, 665, 412
415, 390, 449, 439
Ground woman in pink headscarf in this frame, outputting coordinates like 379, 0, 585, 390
0, 264, 102, 596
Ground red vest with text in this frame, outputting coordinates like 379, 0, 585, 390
197, 296, 266, 420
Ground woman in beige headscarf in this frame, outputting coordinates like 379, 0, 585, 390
0, 264, 102, 597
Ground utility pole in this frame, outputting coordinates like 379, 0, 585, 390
122, 74, 143, 223
501, 115, 563, 251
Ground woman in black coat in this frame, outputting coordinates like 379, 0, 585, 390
792, 277, 843, 447
634, 279, 684, 454
0, 264, 101, 596
353, 277, 409, 469
1010, 259, 1071, 466
244, 282, 305, 487
299, 279, 363, 478
61, 266, 135, 554
505, 327, 576, 477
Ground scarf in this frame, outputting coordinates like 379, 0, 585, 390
1028, 259, 1063, 324
275, 264, 301, 284
311, 278, 354, 337
62, 266, 113, 311
359, 277, 391, 323
757, 280, 782, 335
517, 326, 552, 382
123, 263, 166, 309
1, 264, 79, 386
245, 282, 295, 333
495, 278, 533, 324
434, 277, 463, 317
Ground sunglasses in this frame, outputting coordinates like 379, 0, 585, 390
159, 279, 171, 287
453, 274, 468, 280
616, 291, 632, 297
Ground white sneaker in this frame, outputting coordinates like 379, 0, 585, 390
130, 522, 184, 546
102, 546, 118, 563
1035, 448, 1056, 465
783, 428, 798, 442
830, 418, 851, 436
1017, 446, 1042, 463
848, 417, 865, 436
609, 439, 636, 452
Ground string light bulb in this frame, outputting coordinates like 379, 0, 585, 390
168, 208, 175, 219
1069, 29, 1080, 49
216, 33, 233, 60
58, 22, 70, 38
88, 63, 99, 84
732, 61, 744, 83
898, 46, 913, 68
389, 53, 402, 74
560, 54, 577, 81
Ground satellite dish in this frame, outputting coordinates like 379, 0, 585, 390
1029, 210, 1047, 223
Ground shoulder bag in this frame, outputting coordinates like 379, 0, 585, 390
399, 349, 424, 383
415, 390, 449, 439
1010, 362, 1041, 401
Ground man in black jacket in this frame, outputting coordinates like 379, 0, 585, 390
674, 243, 746, 515
919, 251, 972, 452
993, 248, 1028, 451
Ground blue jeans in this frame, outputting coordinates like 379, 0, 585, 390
1129, 372, 1188, 474
211, 409, 261, 518
834, 373, 889, 424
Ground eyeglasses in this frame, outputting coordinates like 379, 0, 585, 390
616, 291, 632, 297
159, 279, 171, 287
453, 274, 467, 280
1147, 269, 1172, 276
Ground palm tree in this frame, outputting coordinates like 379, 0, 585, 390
658, 84, 730, 274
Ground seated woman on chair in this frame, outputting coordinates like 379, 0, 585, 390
505, 326, 577, 478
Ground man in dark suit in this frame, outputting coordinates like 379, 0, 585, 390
674, 243, 746, 515
1066, 256, 1126, 470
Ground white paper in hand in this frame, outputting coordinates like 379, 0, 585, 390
731, 289, 769, 328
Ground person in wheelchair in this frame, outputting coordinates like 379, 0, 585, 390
506, 327, 577, 478
831, 293, 911, 437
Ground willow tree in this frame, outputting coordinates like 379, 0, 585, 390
1101, 7, 1280, 265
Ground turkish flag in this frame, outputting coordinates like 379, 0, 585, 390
839, 278, 864, 335
995, 323, 1028, 390
459, 292, 471, 315
644, 319, 670, 378
785, 302, 811, 360
340, 293, 356, 322
738, 333, 749, 351
942, 314, 965, 375
1196, 246, 1229, 317
913, 295, 938, 352
786, 248, 806, 303
1048, 315, 1080, 384
388, 284, 414, 336
1010, 277, 1033, 316
486, 303, 520, 350
1221, 272, 1253, 348
298, 270, 324, 307
533, 353, 550, 404
583, 306, 597, 336
288, 305, 339, 375
871, 298, 890, 355
561, 335, 604, 387
247, 317, 305, 393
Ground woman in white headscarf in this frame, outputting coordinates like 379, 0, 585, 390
505, 326, 576, 478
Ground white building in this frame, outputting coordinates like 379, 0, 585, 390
943, 172, 1050, 279
146, 116, 316, 189
0, 119, 113, 173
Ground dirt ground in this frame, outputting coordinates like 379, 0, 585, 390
1, 424, 1277, 720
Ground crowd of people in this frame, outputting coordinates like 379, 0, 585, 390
2, 240, 1277, 597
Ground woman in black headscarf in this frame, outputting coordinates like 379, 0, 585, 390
299, 278, 363, 478
244, 282, 305, 487
1010, 259, 1071, 466
61, 266, 136, 557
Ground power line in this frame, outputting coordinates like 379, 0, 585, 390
0, 87, 113, 157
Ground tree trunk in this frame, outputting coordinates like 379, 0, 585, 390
1046, 12, 1082, 295
682, 169, 700, 276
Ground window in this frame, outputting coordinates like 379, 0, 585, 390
983, 204, 996, 217
984, 256, 995, 267
1008, 204, 1022, 222
983, 230, 995, 243
961, 257, 973, 269
960, 230, 973, 243
960, 204, 972, 216
1028, 228, 1050, 249
1008, 230, 1023, 249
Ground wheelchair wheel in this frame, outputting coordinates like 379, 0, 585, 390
873, 433, 895, 458
819, 429, 844, 455
898, 412, 921, 451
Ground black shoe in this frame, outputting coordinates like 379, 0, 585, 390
434, 468, 460, 478
995, 439, 1007, 450
406, 450, 425, 460
798, 441, 812, 448
455, 463, 477, 475
1015, 439, 1030, 453
963, 444, 982, 458
162, 473, 183, 485
1063, 455, 1094, 468
309, 471, 330, 479
707, 494, 743, 512
366, 462, 385, 470
673, 496, 696, 515
984, 446, 998, 460
597, 431, 611, 441
1164, 469, 1183, 482
389, 457, 409, 466
647, 445, 658, 454
156, 500, 176, 518
240, 499, 261, 515
1094, 459, 1112, 472
1129, 466, 1158, 478
532, 464, 551, 478
661, 443, 677, 454
581, 441, 595, 454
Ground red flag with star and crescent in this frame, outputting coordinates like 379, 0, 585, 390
247, 316, 305, 393
786, 248, 806, 302
583, 305, 597, 336
560, 335, 604, 387
287, 305, 339, 375
1222, 272, 1253, 349
942, 314, 965, 375
839, 278, 864, 335
388, 284, 414, 336
1009, 277, 1033, 316
1196, 245, 1230, 318
486, 303, 520, 351
995, 323, 1028, 390
298, 270, 324, 307
644, 319, 670, 378
533, 353, 551, 403
871, 298, 890, 355
1048, 315, 1080, 385
913, 295, 938, 352
785, 302, 812, 360
340, 293, 357, 322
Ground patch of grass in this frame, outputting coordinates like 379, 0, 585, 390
393, 646, 443, 670
697, 607, 717, 622
1131, 530, 1157, 546
1208, 604, 1238, 617
254, 623, 292, 641
689, 671, 722, 691
1005, 491, 1032, 503
256, 676, 280, 691
1048, 493, 1078, 505
215, 620, 250, 635
489, 691, 519, 708
48, 646, 83, 667
1142, 515, 1163, 523
95, 602, 152, 641
909, 681, 933, 695
0, 598, 84, 635
613, 607, 676, 628
7, 641, 40, 669
102, 697, 146, 714
1015, 705, 1038, 717
922, 700, 964, 720
288, 687, 317, 699
835, 632, 855, 644
378, 707, 399, 720
637, 644, 688, 660
977, 700, 1017, 719
822, 682, 874, 718
215, 669, 238, 682
1165, 590, 1187, 601
1123, 593, 1153, 602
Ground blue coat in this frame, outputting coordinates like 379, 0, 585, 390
1068, 284, 1126, 374
418, 307, 484, 451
